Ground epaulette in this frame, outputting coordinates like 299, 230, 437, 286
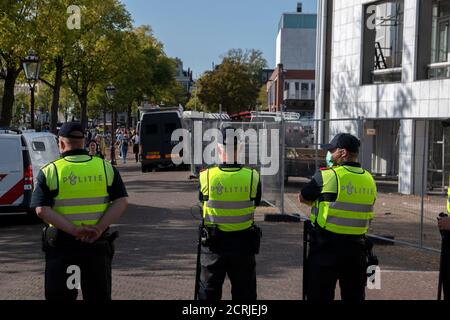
320, 167, 330, 171
41, 160, 57, 171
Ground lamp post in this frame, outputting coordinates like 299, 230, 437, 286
38, 107, 43, 131
21, 104, 26, 127
22, 49, 41, 129
105, 85, 117, 165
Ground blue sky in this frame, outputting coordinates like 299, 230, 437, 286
120, 0, 317, 78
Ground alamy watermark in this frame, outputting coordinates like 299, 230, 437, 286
366, 5, 377, 30
66, 265, 81, 290
367, 265, 381, 290
170, 124, 280, 176
67, 5, 81, 30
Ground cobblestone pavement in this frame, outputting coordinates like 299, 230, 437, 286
0, 160, 443, 300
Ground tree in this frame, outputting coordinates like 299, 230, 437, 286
196, 58, 258, 114
224, 49, 268, 87
0, 0, 35, 126
108, 26, 179, 128
33, 0, 84, 133
185, 88, 206, 111
256, 85, 268, 111
66, 0, 132, 129
196, 48, 268, 114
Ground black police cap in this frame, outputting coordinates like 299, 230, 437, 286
58, 122, 85, 139
321, 133, 360, 153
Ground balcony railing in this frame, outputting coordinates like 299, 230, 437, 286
428, 61, 450, 79
371, 67, 402, 83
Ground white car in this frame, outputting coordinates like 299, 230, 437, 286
0, 129, 59, 217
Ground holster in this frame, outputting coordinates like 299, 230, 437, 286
201, 224, 262, 255
103, 230, 119, 244
41, 225, 58, 252
201, 225, 219, 248
365, 237, 379, 275
249, 224, 262, 255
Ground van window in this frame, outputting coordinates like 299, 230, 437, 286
0, 138, 21, 168
32, 141, 46, 151
145, 124, 158, 135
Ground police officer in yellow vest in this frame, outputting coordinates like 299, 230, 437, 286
198, 127, 262, 300
299, 133, 377, 301
31, 122, 128, 301
437, 175, 450, 299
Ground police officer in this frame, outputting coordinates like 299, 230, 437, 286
198, 127, 262, 301
299, 133, 377, 301
437, 175, 450, 299
31, 122, 128, 301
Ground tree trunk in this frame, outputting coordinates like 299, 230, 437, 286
127, 102, 132, 129
80, 84, 88, 130
0, 67, 19, 127
50, 57, 64, 133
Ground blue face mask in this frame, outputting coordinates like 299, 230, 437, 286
326, 151, 334, 168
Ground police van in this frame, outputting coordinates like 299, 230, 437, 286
0, 129, 59, 217
137, 105, 183, 172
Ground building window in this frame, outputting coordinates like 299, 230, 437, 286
417, 0, 450, 79
301, 83, 309, 100
310, 83, 315, 100
362, 0, 404, 84
295, 82, 300, 99
430, 0, 450, 78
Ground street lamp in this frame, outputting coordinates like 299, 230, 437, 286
105, 85, 117, 165
105, 84, 116, 101
22, 49, 41, 129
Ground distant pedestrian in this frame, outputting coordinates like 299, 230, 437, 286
88, 140, 104, 159
132, 131, 140, 163
118, 131, 130, 164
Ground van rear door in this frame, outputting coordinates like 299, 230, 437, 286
160, 113, 181, 157
26, 134, 60, 184
0, 136, 24, 206
140, 115, 162, 160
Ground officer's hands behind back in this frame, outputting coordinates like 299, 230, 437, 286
73, 224, 102, 243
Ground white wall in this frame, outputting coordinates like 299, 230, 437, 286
319, 0, 450, 194
329, 0, 450, 119
277, 28, 316, 70
276, 31, 282, 67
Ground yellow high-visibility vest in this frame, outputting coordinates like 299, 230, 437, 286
447, 186, 449, 214
42, 154, 114, 226
311, 165, 377, 235
200, 166, 259, 232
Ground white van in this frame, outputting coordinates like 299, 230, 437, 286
0, 129, 59, 217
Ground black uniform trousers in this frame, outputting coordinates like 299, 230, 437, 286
440, 232, 450, 300
199, 246, 256, 301
198, 229, 257, 301
306, 226, 367, 302
44, 232, 114, 301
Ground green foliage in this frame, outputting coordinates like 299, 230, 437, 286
256, 85, 268, 111
196, 49, 268, 114
0, 1, 185, 128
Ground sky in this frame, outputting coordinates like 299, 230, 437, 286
120, 0, 317, 78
